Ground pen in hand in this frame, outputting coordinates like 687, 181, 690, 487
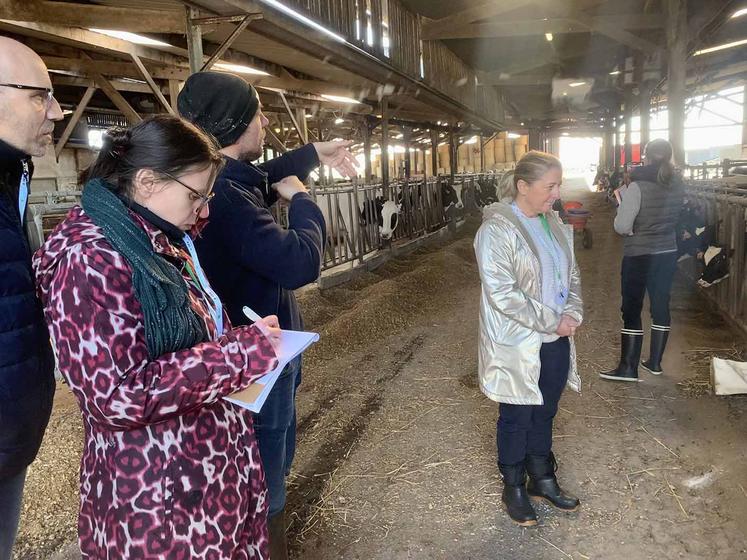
243, 306, 262, 323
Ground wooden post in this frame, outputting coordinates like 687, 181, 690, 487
168, 80, 181, 114
431, 130, 439, 175
604, 120, 615, 170
381, 99, 390, 197
448, 127, 456, 181
403, 126, 411, 179
363, 118, 372, 182
666, 0, 687, 166
479, 134, 485, 172
185, 6, 203, 75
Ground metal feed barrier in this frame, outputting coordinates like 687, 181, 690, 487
26, 174, 504, 274
684, 179, 747, 333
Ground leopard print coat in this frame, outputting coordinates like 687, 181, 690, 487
33, 206, 278, 559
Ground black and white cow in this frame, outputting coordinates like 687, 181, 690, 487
359, 196, 400, 239
698, 245, 730, 288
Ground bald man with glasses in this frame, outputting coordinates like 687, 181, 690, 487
0, 36, 62, 559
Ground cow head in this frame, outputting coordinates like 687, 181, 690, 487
698, 245, 731, 287
379, 200, 400, 239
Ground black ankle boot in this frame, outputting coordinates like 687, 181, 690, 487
499, 462, 538, 526
526, 453, 580, 511
268, 509, 288, 560
599, 331, 643, 382
641, 326, 670, 375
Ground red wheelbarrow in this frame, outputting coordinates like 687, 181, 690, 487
562, 201, 592, 249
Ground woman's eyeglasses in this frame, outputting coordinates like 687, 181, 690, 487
0, 83, 56, 110
159, 171, 215, 213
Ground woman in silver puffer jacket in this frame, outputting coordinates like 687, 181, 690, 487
474, 151, 584, 526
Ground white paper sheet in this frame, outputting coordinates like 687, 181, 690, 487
225, 329, 319, 412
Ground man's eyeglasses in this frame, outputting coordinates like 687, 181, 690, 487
0, 83, 56, 109
159, 171, 215, 213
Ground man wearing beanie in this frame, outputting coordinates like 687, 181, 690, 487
178, 71, 357, 559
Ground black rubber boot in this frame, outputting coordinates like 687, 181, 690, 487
499, 463, 538, 526
526, 453, 580, 511
641, 327, 670, 375
599, 332, 643, 382
268, 509, 288, 560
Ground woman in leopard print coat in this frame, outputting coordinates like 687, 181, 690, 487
33, 116, 280, 559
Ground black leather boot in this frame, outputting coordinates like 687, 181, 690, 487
526, 452, 580, 511
641, 326, 670, 375
499, 462, 538, 526
268, 509, 288, 560
599, 331, 643, 382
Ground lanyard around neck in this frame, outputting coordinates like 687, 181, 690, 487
181, 233, 224, 337
18, 161, 29, 223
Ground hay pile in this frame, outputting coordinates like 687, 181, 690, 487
299, 227, 479, 369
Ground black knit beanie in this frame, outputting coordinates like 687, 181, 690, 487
177, 71, 260, 148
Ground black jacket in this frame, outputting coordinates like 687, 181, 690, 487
0, 139, 55, 479
194, 144, 325, 332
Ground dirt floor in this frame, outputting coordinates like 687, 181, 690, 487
14, 177, 747, 560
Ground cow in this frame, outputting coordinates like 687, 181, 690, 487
475, 176, 498, 206
359, 196, 400, 240
697, 245, 730, 288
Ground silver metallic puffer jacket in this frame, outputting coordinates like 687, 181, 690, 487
473, 202, 583, 405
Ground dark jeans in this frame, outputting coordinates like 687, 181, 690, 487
0, 468, 26, 560
621, 252, 678, 330
253, 357, 301, 517
497, 338, 570, 467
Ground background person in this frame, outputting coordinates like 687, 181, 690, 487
0, 36, 61, 559
600, 138, 685, 381
474, 151, 583, 527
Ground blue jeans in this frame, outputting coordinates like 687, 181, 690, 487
253, 357, 301, 517
0, 468, 26, 560
497, 338, 570, 466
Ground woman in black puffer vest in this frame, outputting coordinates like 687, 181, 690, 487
600, 139, 685, 382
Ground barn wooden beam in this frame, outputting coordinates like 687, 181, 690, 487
0, 0, 185, 33
263, 127, 288, 153
80, 53, 141, 123
279, 92, 305, 143
168, 80, 182, 113
420, 0, 586, 40
51, 75, 152, 94
185, 6, 204, 75
201, 13, 260, 72
129, 53, 174, 114
0, 20, 187, 66
422, 15, 664, 40
55, 86, 95, 159
41, 56, 367, 101
570, 13, 660, 53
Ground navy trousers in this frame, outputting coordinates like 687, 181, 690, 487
497, 337, 570, 466
0, 468, 26, 560
621, 252, 678, 330
253, 357, 301, 517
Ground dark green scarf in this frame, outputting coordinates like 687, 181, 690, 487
81, 178, 208, 358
